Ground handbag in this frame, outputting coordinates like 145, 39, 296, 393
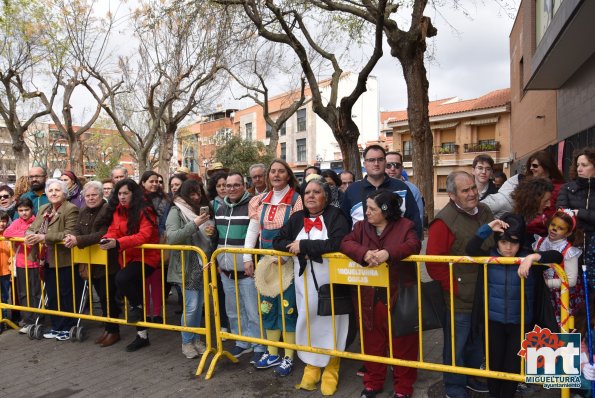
391, 279, 445, 337
310, 259, 353, 316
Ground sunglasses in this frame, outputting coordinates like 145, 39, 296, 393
530, 163, 540, 169
386, 162, 402, 170
0, 194, 11, 200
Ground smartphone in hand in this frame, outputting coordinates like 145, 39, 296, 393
200, 206, 209, 215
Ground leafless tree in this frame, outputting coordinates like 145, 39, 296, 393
0, 1, 57, 177
85, 0, 232, 176
308, 0, 438, 218
216, 0, 388, 179
223, 41, 309, 156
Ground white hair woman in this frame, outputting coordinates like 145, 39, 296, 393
25, 179, 80, 341
273, 178, 350, 395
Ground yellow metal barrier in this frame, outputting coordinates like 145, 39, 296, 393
206, 248, 571, 398
0, 238, 213, 377
0, 239, 574, 396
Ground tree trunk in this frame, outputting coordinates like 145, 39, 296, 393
135, 146, 151, 177
335, 106, 363, 180
68, 137, 84, 176
267, 128, 279, 158
158, 131, 174, 177
12, 136, 30, 178
401, 55, 435, 221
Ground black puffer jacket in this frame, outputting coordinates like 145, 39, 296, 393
557, 177, 595, 233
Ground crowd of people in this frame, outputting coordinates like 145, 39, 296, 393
0, 145, 594, 398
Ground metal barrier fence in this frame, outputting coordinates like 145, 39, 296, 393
0, 239, 572, 397
207, 248, 572, 398
0, 238, 213, 376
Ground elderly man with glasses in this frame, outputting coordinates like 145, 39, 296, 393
247, 163, 267, 196
20, 167, 49, 216
385, 151, 425, 228
341, 145, 422, 238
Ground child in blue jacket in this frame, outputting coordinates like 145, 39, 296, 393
466, 212, 562, 398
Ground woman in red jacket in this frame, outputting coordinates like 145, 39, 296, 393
100, 179, 159, 352
341, 190, 421, 398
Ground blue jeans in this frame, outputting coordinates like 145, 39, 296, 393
220, 275, 264, 352
180, 288, 204, 344
443, 311, 484, 397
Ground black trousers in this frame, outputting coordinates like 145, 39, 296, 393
487, 320, 524, 398
115, 261, 155, 308
115, 261, 154, 331
93, 268, 120, 333
44, 265, 77, 331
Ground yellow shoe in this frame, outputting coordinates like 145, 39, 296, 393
295, 365, 321, 391
321, 357, 341, 396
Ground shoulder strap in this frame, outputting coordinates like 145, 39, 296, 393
535, 237, 545, 251
561, 241, 572, 257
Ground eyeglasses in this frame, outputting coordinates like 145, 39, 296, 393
225, 183, 242, 190
386, 162, 402, 170
475, 166, 492, 173
364, 157, 385, 164
530, 163, 540, 169
28, 175, 46, 180
0, 194, 11, 200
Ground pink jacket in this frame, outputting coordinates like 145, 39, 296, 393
3, 216, 40, 268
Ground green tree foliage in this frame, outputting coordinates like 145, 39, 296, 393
215, 135, 273, 177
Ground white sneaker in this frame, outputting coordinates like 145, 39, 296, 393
193, 339, 206, 354
19, 325, 30, 334
43, 330, 60, 339
182, 343, 199, 359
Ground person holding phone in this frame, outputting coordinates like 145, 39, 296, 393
100, 179, 160, 352
166, 180, 216, 359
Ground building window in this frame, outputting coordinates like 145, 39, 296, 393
297, 109, 306, 132
244, 122, 253, 140
280, 143, 286, 161
519, 57, 524, 94
280, 123, 286, 136
296, 138, 306, 162
266, 123, 272, 138
440, 142, 457, 154
437, 175, 448, 193
403, 140, 412, 161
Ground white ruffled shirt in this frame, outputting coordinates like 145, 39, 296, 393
533, 235, 582, 289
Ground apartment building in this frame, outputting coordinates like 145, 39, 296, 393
382, 89, 511, 210
510, 0, 595, 175
180, 72, 379, 175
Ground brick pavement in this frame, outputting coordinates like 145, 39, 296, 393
0, 305, 558, 398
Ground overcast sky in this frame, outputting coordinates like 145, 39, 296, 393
374, 1, 518, 111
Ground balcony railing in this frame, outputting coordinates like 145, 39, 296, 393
464, 141, 501, 153
433, 144, 459, 155
403, 153, 412, 162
